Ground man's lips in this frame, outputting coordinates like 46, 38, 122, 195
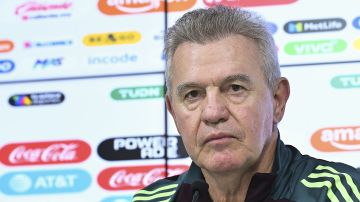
203, 133, 236, 145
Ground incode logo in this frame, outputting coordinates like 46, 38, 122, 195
284, 18, 346, 34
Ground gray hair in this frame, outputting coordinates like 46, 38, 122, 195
164, 6, 280, 95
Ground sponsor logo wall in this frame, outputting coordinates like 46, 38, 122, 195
0, 0, 359, 201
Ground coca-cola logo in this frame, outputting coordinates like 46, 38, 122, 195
0, 140, 91, 166
97, 165, 189, 190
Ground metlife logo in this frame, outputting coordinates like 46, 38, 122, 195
98, 135, 188, 160
284, 18, 346, 34
0, 169, 91, 195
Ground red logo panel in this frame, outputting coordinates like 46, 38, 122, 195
98, 164, 189, 190
0, 140, 91, 166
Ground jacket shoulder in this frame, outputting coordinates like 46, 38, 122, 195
290, 154, 360, 202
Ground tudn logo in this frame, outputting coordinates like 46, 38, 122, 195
98, 135, 188, 160
111, 85, 164, 100
9, 92, 65, 107
0, 140, 91, 166
203, 0, 297, 7
98, 0, 196, 15
97, 165, 189, 190
284, 18, 346, 34
331, 74, 360, 89
311, 126, 360, 152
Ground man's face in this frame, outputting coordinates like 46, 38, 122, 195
166, 35, 281, 173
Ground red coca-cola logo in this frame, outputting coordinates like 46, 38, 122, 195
0, 140, 91, 166
98, 165, 189, 190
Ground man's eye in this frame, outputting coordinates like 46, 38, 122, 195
185, 90, 199, 99
230, 84, 244, 92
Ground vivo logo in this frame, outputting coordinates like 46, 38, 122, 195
0, 60, 15, 73
284, 39, 347, 55
0, 169, 91, 195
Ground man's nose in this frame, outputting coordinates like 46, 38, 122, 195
200, 90, 229, 125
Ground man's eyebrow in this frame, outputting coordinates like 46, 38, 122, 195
175, 82, 202, 97
220, 74, 252, 86
174, 74, 252, 97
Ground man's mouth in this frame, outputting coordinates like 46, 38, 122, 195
204, 133, 236, 145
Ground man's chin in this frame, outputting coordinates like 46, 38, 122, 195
200, 159, 247, 174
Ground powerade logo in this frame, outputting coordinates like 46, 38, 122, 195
284, 39, 347, 55
311, 126, 360, 152
34, 57, 63, 69
101, 196, 133, 202
331, 74, 360, 89
284, 18, 346, 34
83, 32, 141, 46
0, 60, 15, 73
203, 0, 297, 7
353, 16, 360, 29
98, 136, 188, 160
111, 85, 164, 100
88, 54, 137, 65
0, 169, 91, 195
9, 92, 65, 107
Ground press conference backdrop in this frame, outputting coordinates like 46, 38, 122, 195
0, 0, 359, 201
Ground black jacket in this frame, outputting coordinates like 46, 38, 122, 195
133, 138, 360, 202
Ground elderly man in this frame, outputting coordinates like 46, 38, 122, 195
133, 6, 360, 202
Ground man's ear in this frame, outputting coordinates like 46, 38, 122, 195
166, 94, 176, 119
273, 77, 290, 124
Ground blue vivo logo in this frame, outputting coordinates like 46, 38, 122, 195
0, 60, 15, 73
0, 169, 91, 195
